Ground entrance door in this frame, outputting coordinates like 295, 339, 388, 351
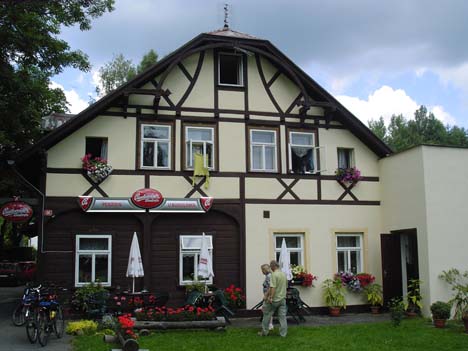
380, 234, 403, 305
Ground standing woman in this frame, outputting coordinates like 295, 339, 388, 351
260, 264, 274, 330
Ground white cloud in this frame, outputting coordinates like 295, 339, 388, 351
336, 85, 456, 126
436, 61, 468, 100
49, 81, 88, 114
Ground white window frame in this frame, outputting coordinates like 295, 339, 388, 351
337, 148, 355, 169
140, 124, 171, 169
288, 131, 316, 174
250, 129, 277, 172
75, 234, 112, 287
218, 52, 244, 87
179, 235, 213, 285
185, 126, 215, 170
274, 233, 305, 267
336, 233, 363, 274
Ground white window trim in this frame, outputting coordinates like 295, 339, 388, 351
185, 126, 215, 170
288, 131, 316, 174
273, 233, 305, 266
75, 234, 112, 287
140, 124, 171, 169
250, 129, 277, 172
218, 52, 244, 87
336, 233, 363, 273
179, 235, 213, 285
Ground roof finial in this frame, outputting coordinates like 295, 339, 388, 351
223, 3, 229, 30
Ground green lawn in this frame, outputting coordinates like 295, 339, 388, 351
73, 318, 468, 351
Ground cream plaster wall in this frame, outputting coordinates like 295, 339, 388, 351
218, 90, 244, 110
100, 175, 145, 197
245, 178, 284, 199
421, 147, 468, 308
380, 147, 430, 314
247, 56, 277, 112
319, 128, 380, 177
183, 51, 214, 109
218, 122, 245, 172
245, 204, 382, 308
47, 116, 136, 169
46, 173, 91, 196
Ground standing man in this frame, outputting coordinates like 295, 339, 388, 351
259, 260, 288, 337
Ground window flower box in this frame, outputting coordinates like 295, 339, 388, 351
81, 154, 113, 184
291, 265, 317, 287
335, 167, 362, 184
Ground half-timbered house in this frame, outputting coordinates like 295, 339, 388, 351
16, 26, 421, 310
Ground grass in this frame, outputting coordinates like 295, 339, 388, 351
72, 318, 468, 351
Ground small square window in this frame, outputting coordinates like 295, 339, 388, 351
250, 129, 277, 172
179, 235, 213, 285
141, 124, 171, 169
289, 132, 316, 174
75, 235, 111, 287
337, 148, 354, 169
185, 126, 215, 170
86, 137, 108, 160
336, 233, 363, 274
218, 53, 243, 86
274, 234, 304, 267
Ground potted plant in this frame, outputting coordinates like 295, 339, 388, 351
291, 265, 317, 287
405, 279, 422, 317
439, 269, 468, 333
322, 277, 346, 316
335, 167, 362, 184
430, 301, 451, 328
81, 154, 113, 183
364, 283, 383, 314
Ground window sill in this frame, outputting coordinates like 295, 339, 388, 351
217, 85, 245, 91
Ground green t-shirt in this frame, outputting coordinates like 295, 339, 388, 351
270, 270, 287, 302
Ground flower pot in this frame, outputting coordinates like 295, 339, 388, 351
405, 311, 418, 318
433, 319, 446, 328
290, 278, 304, 286
329, 307, 341, 317
370, 305, 380, 314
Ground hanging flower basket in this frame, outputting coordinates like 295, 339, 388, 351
335, 167, 362, 184
82, 154, 113, 184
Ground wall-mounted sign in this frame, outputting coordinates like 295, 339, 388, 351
1, 201, 33, 223
78, 190, 213, 214
131, 188, 164, 209
43, 209, 54, 217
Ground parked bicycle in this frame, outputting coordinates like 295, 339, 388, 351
12, 284, 41, 327
36, 287, 66, 347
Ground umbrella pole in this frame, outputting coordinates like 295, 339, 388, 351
132, 277, 135, 293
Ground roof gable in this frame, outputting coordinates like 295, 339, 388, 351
17, 29, 392, 162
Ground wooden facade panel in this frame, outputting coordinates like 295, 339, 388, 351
150, 210, 240, 305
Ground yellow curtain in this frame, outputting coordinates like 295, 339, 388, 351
192, 153, 210, 189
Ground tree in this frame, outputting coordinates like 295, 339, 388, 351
96, 49, 158, 96
368, 117, 387, 143
368, 105, 468, 152
0, 0, 115, 156
138, 49, 158, 73
96, 54, 137, 96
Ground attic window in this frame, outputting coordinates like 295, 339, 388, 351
218, 53, 243, 86
85, 137, 108, 160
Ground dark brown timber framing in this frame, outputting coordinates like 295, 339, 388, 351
16, 32, 391, 163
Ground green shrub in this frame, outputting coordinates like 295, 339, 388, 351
364, 283, 383, 306
322, 277, 347, 308
71, 282, 109, 317
388, 297, 405, 327
66, 320, 98, 335
430, 301, 451, 320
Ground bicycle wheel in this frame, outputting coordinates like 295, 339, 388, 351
12, 304, 26, 326
37, 311, 50, 347
53, 306, 64, 338
25, 318, 38, 344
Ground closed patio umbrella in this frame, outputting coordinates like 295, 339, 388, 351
278, 238, 293, 280
126, 232, 144, 293
197, 233, 214, 292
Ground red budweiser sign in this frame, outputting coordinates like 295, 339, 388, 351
1, 201, 33, 223
131, 188, 164, 209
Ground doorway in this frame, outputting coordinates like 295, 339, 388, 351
380, 229, 419, 304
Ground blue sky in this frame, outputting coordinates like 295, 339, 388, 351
52, 0, 468, 128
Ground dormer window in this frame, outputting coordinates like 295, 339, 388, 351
218, 53, 243, 86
